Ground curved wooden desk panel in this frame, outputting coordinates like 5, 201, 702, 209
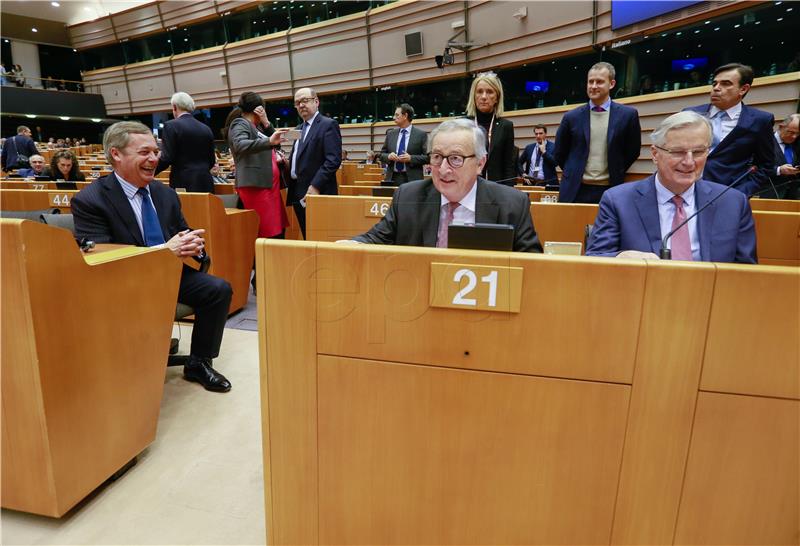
257, 241, 798, 544
306, 195, 800, 265
177, 193, 259, 314
1, 220, 181, 517
750, 198, 800, 213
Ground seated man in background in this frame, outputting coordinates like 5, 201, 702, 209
72, 121, 233, 393
352, 118, 542, 252
17, 154, 46, 177
586, 111, 756, 263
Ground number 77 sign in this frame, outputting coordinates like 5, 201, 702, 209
429, 262, 523, 313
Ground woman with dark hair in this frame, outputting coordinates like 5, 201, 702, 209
226, 92, 290, 289
465, 71, 517, 185
44, 149, 85, 181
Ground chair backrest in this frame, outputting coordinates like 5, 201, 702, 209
0, 208, 60, 221
216, 193, 240, 209
41, 213, 75, 234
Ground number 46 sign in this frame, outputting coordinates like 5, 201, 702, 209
429, 262, 523, 313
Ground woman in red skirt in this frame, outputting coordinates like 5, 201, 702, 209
226, 91, 290, 239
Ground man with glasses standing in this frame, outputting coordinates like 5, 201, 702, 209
586, 111, 756, 263
351, 118, 542, 252
288, 87, 342, 238
683, 63, 774, 197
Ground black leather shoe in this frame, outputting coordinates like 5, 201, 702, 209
183, 356, 232, 393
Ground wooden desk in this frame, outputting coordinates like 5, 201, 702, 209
753, 210, 800, 266
750, 197, 800, 212
256, 240, 798, 545
0, 188, 79, 212
1, 219, 181, 517
178, 193, 259, 314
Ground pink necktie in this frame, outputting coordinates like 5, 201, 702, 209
436, 202, 459, 248
670, 195, 693, 261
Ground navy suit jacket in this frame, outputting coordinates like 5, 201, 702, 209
518, 140, 557, 183
1, 134, 38, 171
289, 114, 342, 203
155, 113, 216, 193
554, 101, 641, 202
683, 103, 775, 197
586, 175, 757, 264
72, 173, 189, 245
769, 135, 800, 199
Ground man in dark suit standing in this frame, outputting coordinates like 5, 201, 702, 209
288, 87, 342, 238
770, 113, 799, 199
683, 63, 774, 197
155, 92, 216, 193
2, 125, 38, 172
554, 62, 641, 203
379, 103, 428, 185
72, 121, 233, 393
351, 118, 542, 252
519, 124, 557, 185
586, 111, 756, 264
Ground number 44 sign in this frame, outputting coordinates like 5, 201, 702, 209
429, 262, 523, 313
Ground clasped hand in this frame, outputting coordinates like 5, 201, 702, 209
167, 229, 205, 257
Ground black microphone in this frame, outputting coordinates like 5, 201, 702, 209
660, 166, 756, 260
752, 178, 798, 198
489, 175, 528, 186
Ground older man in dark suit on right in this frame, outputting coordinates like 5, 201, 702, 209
683, 63, 774, 197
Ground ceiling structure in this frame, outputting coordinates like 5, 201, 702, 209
1, 0, 151, 27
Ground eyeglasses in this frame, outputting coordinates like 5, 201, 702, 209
294, 97, 315, 107
654, 145, 709, 160
429, 153, 476, 168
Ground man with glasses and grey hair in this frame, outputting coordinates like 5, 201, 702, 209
351, 118, 542, 252
155, 91, 216, 193
586, 110, 756, 263
770, 113, 800, 199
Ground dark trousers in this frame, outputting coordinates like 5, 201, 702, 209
383, 171, 409, 186
178, 265, 232, 359
293, 203, 307, 239
574, 183, 609, 204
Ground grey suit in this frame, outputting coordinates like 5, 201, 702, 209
228, 117, 278, 189
379, 125, 428, 184
353, 177, 542, 252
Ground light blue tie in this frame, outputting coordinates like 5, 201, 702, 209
710, 110, 726, 151
137, 187, 165, 246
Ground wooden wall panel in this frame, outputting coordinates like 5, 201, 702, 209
225, 35, 292, 101
172, 47, 231, 107
81, 67, 131, 116
370, 1, 467, 87
69, 18, 116, 50
125, 59, 175, 112
159, 1, 218, 30
113, 3, 163, 41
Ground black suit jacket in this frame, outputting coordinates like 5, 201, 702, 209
289, 114, 342, 203
155, 113, 216, 193
468, 116, 517, 184
353, 178, 542, 252
72, 173, 188, 245
683, 103, 775, 196
770, 135, 800, 199
519, 140, 557, 184
379, 125, 428, 183
1, 134, 38, 171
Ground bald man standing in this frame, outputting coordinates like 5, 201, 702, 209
288, 87, 342, 237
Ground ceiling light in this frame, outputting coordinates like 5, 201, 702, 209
787, 7, 794, 12
704, 20, 710, 24
3, 39, 8, 43
60, 116, 70, 120
694, 29, 700, 33
714, 27, 720, 31
26, 114, 36, 119
777, 17, 784, 21
51, 1, 60, 6
734, 23, 741, 28
73, 48, 77, 52
739, 38, 744, 42
31, 28, 38, 32
91, 118, 101, 122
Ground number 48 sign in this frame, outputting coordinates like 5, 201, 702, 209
429, 262, 523, 313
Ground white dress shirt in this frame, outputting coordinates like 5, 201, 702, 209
708, 101, 742, 146
655, 175, 700, 261
439, 180, 478, 227
291, 111, 319, 179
